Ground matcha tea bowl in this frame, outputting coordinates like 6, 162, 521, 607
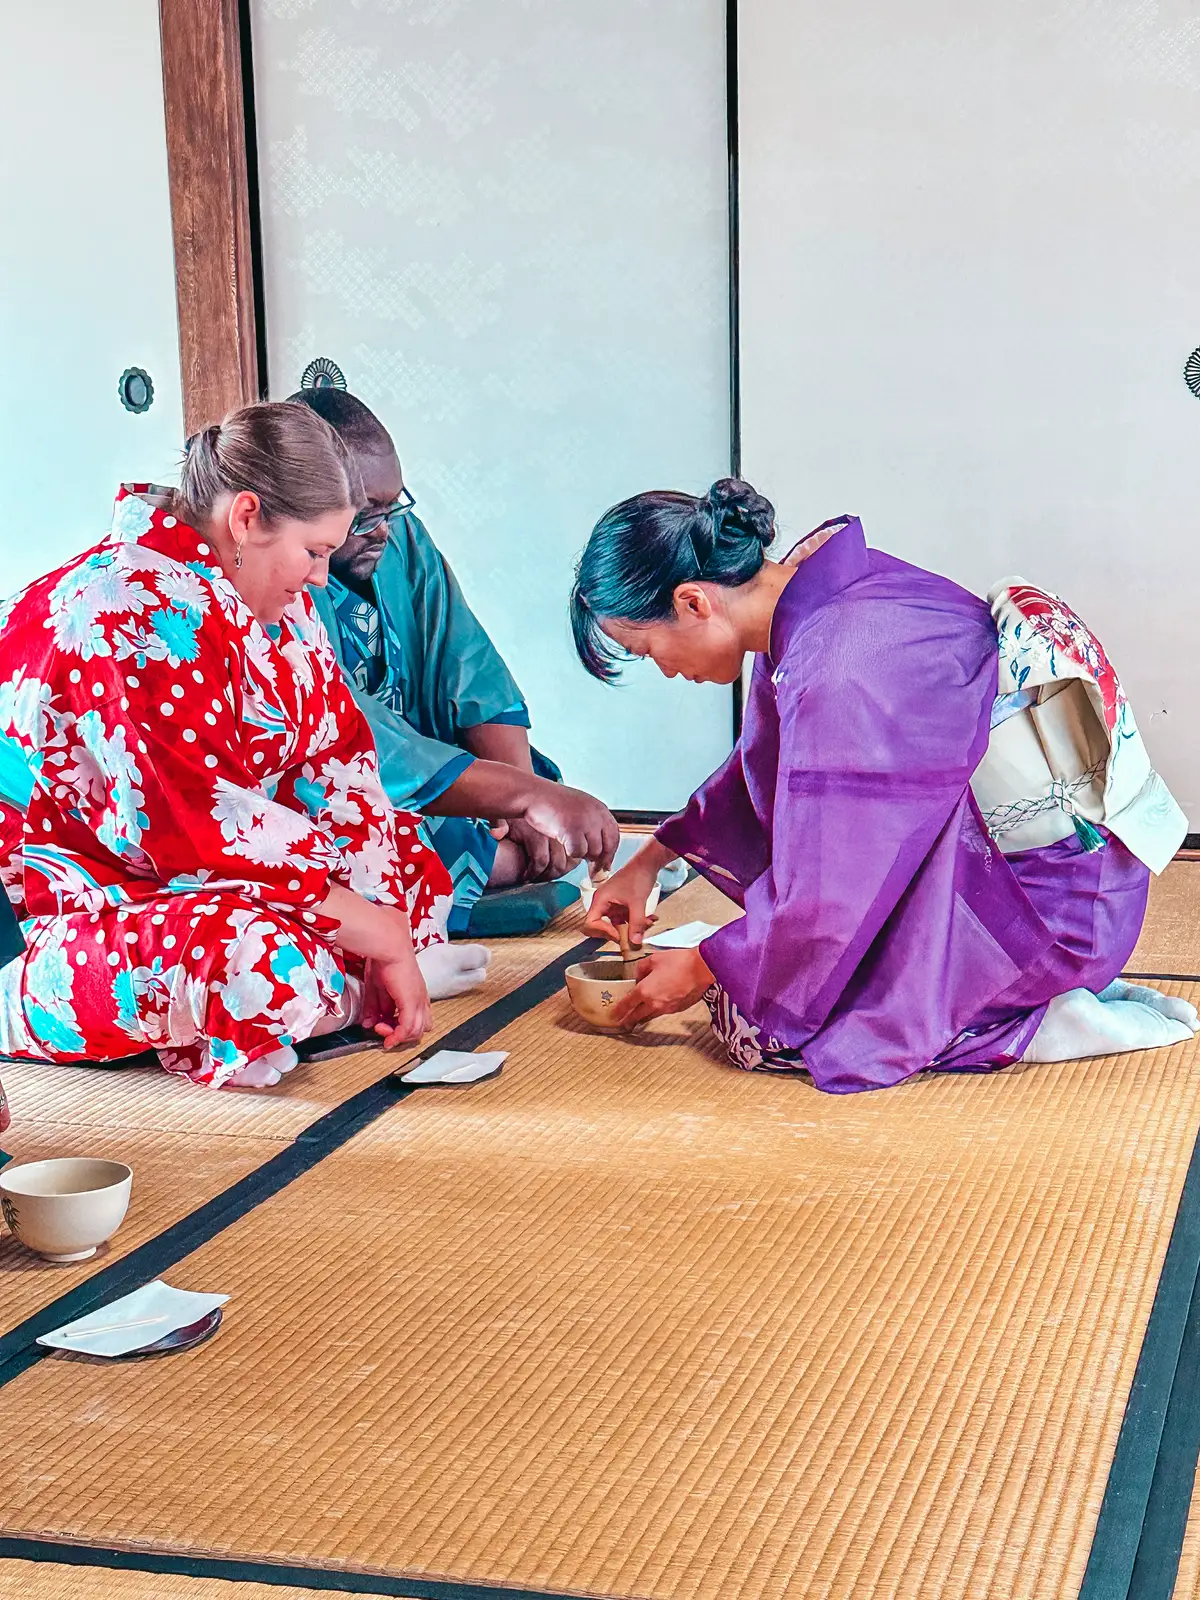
0, 1157, 132, 1263
564, 957, 637, 1031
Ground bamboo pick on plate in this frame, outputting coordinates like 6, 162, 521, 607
58, 1316, 170, 1340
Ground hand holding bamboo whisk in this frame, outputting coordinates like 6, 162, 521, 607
587, 866, 649, 974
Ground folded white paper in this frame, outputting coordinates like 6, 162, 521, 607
400, 1050, 508, 1086
39, 1280, 229, 1358
645, 921, 721, 949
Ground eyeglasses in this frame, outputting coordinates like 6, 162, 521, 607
350, 487, 415, 538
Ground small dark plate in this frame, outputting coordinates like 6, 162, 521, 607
113, 1307, 223, 1359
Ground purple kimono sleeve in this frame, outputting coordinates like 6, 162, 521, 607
679, 625, 998, 1051
656, 745, 768, 909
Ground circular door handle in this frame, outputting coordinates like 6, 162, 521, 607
118, 367, 154, 413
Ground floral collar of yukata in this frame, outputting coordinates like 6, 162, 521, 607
107, 484, 311, 647
109, 484, 223, 579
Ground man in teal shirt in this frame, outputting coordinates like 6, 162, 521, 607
290, 388, 617, 932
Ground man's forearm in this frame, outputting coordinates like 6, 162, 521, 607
422, 758, 539, 821
423, 760, 621, 873
461, 722, 534, 772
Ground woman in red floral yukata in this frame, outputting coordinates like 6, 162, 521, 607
0, 402, 492, 1089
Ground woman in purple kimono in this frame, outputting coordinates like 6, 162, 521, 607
574, 480, 1194, 1093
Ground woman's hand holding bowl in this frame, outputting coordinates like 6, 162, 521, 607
610, 948, 714, 1028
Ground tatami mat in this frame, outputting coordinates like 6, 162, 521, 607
0, 1121, 274, 1334
0, 1561, 373, 1599
1127, 857, 1200, 976
0, 886, 710, 1358
1179, 1511, 1200, 1599
2, 880, 1198, 1600
0, 899, 601, 1145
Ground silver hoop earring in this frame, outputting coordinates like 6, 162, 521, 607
234, 543, 244, 570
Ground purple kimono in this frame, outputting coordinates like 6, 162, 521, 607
657, 518, 1150, 1093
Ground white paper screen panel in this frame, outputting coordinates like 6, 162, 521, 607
738, 0, 1200, 821
0, 0, 184, 598
250, 0, 733, 810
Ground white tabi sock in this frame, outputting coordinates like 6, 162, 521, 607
1023, 987, 1196, 1064
416, 942, 491, 1000
1096, 980, 1200, 1031
228, 1043, 300, 1088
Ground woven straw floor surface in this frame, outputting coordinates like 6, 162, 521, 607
1179, 1511, 1200, 1596
0, 894, 608, 1338
0, 900, 595, 1145
0, 1563, 362, 1599
1128, 857, 1200, 976
0, 872, 1197, 1600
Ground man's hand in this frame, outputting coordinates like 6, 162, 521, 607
611, 948, 714, 1029
431, 765, 617, 873
503, 817, 578, 882
520, 780, 619, 874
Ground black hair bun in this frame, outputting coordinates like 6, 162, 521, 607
705, 477, 776, 549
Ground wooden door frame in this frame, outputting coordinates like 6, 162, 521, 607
158, 0, 264, 435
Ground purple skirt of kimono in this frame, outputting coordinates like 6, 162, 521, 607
707, 830, 1150, 1088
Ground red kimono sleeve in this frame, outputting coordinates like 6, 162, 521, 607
38, 631, 339, 909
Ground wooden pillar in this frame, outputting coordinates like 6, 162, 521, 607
158, 0, 260, 435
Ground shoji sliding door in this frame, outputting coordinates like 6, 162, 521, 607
739, 0, 1200, 820
250, 0, 732, 810
0, 0, 184, 596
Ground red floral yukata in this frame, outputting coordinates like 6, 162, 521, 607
0, 487, 452, 1087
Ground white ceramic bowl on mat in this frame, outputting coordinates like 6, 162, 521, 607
0, 1157, 132, 1263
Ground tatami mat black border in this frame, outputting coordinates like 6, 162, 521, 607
0, 932, 603, 1392
1079, 1121, 1200, 1600
0, 1538, 628, 1600
1124, 1246, 1200, 1600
